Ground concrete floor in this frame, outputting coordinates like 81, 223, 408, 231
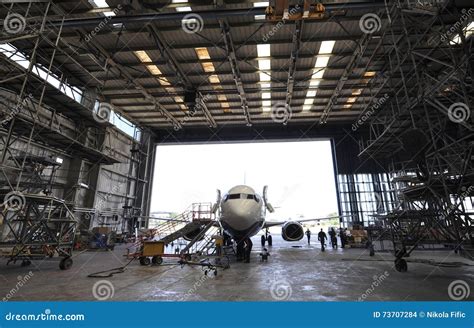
0, 235, 472, 301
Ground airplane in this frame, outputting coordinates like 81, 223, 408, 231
210, 184, 346, 255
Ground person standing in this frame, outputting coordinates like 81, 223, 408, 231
329, 228, 338, 249
236, 240, 244, 261
305, 228, 311, 244
213, 235, 223, 257
318, 229, 327, 251
243, 237, 253, 263
339, 228, 347, 248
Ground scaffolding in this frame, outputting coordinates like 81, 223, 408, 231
356, 1, 473, 271
0, 2, 119, 269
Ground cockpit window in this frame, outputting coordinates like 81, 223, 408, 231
223, 193, 260, 203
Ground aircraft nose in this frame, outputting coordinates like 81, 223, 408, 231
227, 200, 256, 218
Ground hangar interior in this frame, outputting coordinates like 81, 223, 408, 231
0, 0, 472, 301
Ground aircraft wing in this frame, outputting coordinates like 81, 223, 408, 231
263, 215, 353, 228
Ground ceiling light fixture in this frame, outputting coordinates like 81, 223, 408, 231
134, 50, 152, 63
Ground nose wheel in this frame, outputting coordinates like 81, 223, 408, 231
261, 235, 273, 247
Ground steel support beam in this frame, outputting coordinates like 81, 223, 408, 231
220, 20, 252, 126
46, 2, 389, 28
319, 32, 372, 124
146, 24, 217, 128
286, 19, 303, 111
72, 31, 182, 129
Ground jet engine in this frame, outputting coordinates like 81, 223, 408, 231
183, 227, 205, 241
281, 221, 304, 241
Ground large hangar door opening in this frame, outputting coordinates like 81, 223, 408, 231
151, 141, 339, 222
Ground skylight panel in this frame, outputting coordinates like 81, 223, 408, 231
259, 72, 271, 82
319, 41, 336, 55
258, 59, 271, 70
257, 44, 271, 57
312, 69, 325, 79
314, 55, 330, 68
90, 0, 108, 8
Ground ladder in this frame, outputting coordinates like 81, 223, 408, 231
194, 226, 221, 255
180, 220, 218, 256
222, 245, 236, 257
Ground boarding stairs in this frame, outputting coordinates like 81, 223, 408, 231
222, 245, 236, 257
156, 203, 217, 246
180, 220, 219, 256
152, 207, 194, 235
159, 222, 201, 244
194, 225, 222, 255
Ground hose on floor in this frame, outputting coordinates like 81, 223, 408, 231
87, 256, 136, 278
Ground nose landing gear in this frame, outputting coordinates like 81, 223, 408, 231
261, 234, 273, 247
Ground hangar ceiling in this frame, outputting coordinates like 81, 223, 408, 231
0, 0, 472, 136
